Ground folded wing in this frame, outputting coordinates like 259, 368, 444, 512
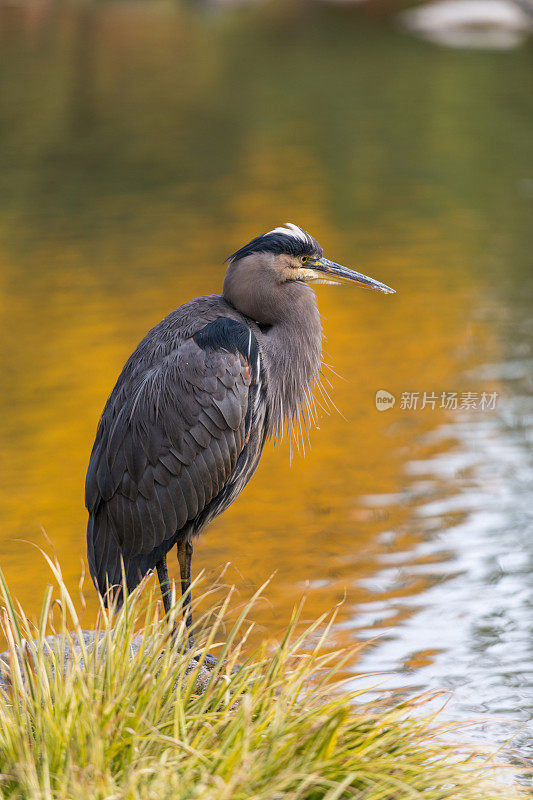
86, 318, 260, 598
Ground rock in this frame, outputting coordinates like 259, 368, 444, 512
398, 0, 533, 49
0, 630, 211, 692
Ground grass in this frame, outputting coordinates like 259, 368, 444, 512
0, 554, 528, 800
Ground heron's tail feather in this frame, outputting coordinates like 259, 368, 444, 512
87, 510, 140, 608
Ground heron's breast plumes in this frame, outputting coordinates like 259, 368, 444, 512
257, 282, 323, 452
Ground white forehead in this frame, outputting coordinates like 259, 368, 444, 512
266, 223, 308, 242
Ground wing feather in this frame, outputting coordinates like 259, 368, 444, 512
210, 433, 231, 476
159, 450, 181, 475
178, 467, 200, 519
124, 435, 147, 485
155, 483, 179, 535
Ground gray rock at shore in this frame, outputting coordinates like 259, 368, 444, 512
0, 630, 211, 692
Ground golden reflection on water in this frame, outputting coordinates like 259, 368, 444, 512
0, 3, 532, 752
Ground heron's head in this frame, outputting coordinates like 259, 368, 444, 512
223, 223, 394, 323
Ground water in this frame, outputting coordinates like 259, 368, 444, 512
0, 0, 532, 765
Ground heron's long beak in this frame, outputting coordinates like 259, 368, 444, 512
311, 257, 395, 294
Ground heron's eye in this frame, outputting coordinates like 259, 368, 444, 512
300, 256, 309, 265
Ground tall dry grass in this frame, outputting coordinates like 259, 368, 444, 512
0, 554, 527, 799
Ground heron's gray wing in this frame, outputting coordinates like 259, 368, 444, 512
86, 318, 260, 595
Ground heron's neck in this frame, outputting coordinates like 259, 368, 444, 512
258, 283, 322, 444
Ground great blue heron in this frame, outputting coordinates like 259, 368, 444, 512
85, 224, 394, 643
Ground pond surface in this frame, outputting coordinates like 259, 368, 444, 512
0, 0, 532, 766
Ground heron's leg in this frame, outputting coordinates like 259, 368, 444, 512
177, 538, 194, 647
176, 539, 217, 668
156, 557, 172, 616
